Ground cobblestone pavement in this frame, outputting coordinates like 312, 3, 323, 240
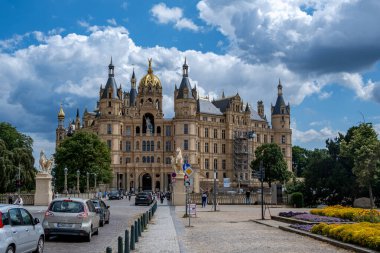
135, 203, 355, 253
27, 196, 150, 253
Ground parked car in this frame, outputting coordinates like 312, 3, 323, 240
42, 197, 100, 242
0, 204, 44, 253
108, 190, 122, 200
91, 199, 110, 227
135, 192, 154, 206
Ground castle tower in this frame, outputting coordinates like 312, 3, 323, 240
75, 108, 81, 130
174, 58, 198, 167
56, 104, 66, 147
257, 100, 264, 118
271, 79, 292, 170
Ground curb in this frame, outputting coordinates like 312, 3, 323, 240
279, 226, 378, 253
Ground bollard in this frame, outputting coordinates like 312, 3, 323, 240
118, 236, 123, 253
124, 229, 130, 253
106, 247, 112, 253
134, 220, 139, 242
137, 218, 141, 237
130, 225, 135, 250
146, 212, 149, 227
141, 215, 144, 232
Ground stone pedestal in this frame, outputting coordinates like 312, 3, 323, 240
34, 173, 53, 206
172, 173, 186, 206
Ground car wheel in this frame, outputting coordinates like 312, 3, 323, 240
94, 226, 99, 236
100, 219, 104, 227
105, 214, 110, 224
33, 236, 44, 253
85, 228, 92, 242
6, 246, 15, 253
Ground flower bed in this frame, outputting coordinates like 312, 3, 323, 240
310, 205, 380, 222
311, 222, 380, 251
278, 211, 307, 217
292, 213, 349, 223
289, 224, 314, 232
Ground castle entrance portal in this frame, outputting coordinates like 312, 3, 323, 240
142, 173, 152, 191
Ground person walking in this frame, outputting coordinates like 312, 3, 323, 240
128, 191, 132, 201
201, 192, 207, 208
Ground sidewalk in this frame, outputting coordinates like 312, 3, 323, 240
134, 203, 180, 253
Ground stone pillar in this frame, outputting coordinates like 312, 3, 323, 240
172, 172, 186, 206
34, 173, 53, 206
193, 169, 200, 193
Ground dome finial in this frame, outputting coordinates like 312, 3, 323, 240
148, 58, 153, 74
58, 103, 65, 119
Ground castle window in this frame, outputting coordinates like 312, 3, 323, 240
222, 144, 226, 154
157, 126, 161, 135
281, 135, 286, 144
143, 141, 147, 151
184, 140, 189, 151
157, 157, 161, 163
108, 101, 111, 107
222, 130, 226, 139
143, 157, 146, 163
120, 125, 123, 135
151, 141, 154, 151
264, 135, 267, 143
136, 157, 139, 163
214, 143, 218, 153
151, 156, 154, 163
119, 157, 122, 164
165, 157, 171, 164
271, 135, 274, 143
222, 160, 226, 170
205, 128, 209, 138
205, 159, 209, 170
119, 141, 122, 150
136, 141, 139, 150
147, 141, 151, 151
126, 157, 131, 164
136, 126, 140, 135
107, 140, 112, 149
165, 126, 171, 136
257, 135, 261, 143
107, 124, 112, 134
126, 126, 131, 136
125, 141, 131, 152
184, 124, 189, 134
147, 156, 150, 163
203, 117, 207, 121
157, 141, 161, 150
165, 141, 171, 152
214, 129, 218, 138
205, 143, 209, 153
214, 159, 218, 171
223, 172, 227, 178
206, 172, 209, 178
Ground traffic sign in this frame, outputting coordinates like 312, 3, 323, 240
171, 172, 177, 178
183, 163, 193, 177
182, 163, 190, 171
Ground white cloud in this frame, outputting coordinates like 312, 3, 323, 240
292, 120, 339, 144
151, 3, 199, 31
107, 18, 117, 26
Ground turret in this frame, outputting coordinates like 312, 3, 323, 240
271, 79, 290, 129
257, 100, 264, 118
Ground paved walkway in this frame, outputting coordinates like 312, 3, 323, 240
134, 203, 355, 253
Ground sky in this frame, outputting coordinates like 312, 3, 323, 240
0, 0, 380, 166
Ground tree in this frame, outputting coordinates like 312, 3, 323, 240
54, 131, 112, 192
292, 146, 309, 177
250, 143, 291, 187
340, 123, 380, 208
0, 122, 36, 193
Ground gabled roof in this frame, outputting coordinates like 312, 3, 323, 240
197, 99, 223, 115
212, 97, 234, 112
250, 109, 265, 121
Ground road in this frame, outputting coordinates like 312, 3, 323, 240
29, 196, 151, 253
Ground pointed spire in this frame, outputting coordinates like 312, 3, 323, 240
108, 56, 114, 77
245, 102, 250, 112
76, 108, 79, 118
131, 68, 136, 88
278, 79, 283, 96
182, 58, 188, 77
148, 58, 153, 74
222, 90, 225, 99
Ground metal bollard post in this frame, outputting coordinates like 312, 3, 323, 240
106, 247, 112, 253
130, 225, 135, 250
124, 229, 130, 253
134, 220, 139, 242
146, 212, 149, 227
118, 236, 123, 253
141, 215, 144, 232
137, 218, 141, 237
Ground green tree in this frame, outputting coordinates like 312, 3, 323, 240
54, 131, 112, 192
250, 143, 291, 187
0, 122, 36, 193
292, 146, 309, 177
340, 123, 380, 208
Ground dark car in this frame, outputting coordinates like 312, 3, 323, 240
135, 192, 153, 206
91, 199, 110, 227
108, 190, 122, 200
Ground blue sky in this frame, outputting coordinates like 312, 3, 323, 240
0, 0, 380, 165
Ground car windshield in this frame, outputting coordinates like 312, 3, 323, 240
138, 193, 148, 196
49, 200, 84, 213
110, 191, 118, 194
91, 201, 100, 207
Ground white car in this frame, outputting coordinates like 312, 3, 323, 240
0, 204, 44, 253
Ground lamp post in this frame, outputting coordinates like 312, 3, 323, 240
86, 172, 90, 193
64, 167, 68, 194
213, 167, 217, 212
76, 170, 80, 194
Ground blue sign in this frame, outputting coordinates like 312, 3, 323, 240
182, 163, 191, 171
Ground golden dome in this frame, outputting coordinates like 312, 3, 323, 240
139, 58, 162, 88
58, 104, 65, 119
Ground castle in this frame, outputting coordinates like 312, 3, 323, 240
56, 58, 292, 192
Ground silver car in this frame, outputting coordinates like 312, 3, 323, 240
0, 204, 44, 253
42, 198, 100, 242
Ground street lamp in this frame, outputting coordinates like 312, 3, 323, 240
213, 167, 217, 212
76, 170, 80, 194
64, 167, 68, 194
86, 172, 90, 193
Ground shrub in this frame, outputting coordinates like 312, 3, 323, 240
290, 192, 304, 208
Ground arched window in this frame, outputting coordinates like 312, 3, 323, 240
136, 126, 140, 134
151, 141, 154, 151
143, 156, 146, 163
157, 141, 161, 150
143, 141, 146, 151
146, 156, 150, 163
151, 156, 154, 163
157, 126, 161, 135
157, 157, 161, 163
136, 141, 140, 150
136, 157, 139, 163
147, 141, 150, 151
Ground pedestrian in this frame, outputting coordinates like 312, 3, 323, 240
201, 192, 207, 208
245, 190, 251, 205
128, 191, 131, 201
14, 195, 23, 206
160, 192, 165, 204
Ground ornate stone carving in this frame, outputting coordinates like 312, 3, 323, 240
39, 150, 54, 174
